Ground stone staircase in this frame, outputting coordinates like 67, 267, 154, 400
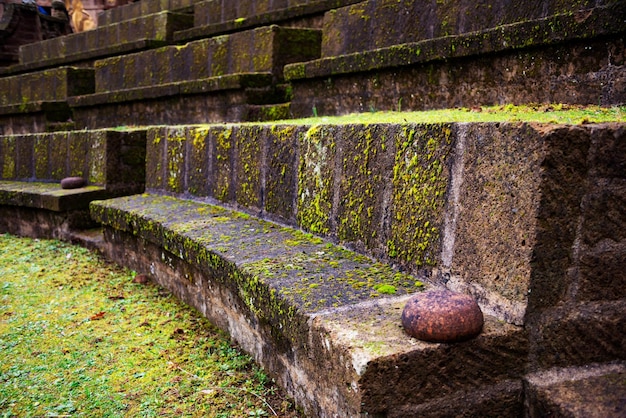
0, 0, 624, 416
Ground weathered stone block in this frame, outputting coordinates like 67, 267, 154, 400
0, 67, 94, 110
525, 363, 626, 418
297, 125, 337, 235
34, 134, 51, 179
49, 132, 68, 180
16, 135, 34, 180
68, 131, 90, 178
321, 0, 611, 57
166, 127, 188, 194
581, 179, 626, 246
187, 126, 211, 197
390, 124, 452, 269
212, 126, 235, 202
146, 127, 168, 191
589, 125, 626, 179
578, 240, 626, 302
0, 136, 16, 179
336, 124, 394, 256
265, 125, 302, 223
234, 125, 264, 209
528, 300, 626, 370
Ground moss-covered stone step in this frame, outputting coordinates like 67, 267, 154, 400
132, 120, 626, 330
2, 12, 194, 75
90, 192, 527, 417
90, 25, 320, 93
0, 66, 94, 135
0, 67, 93, 109
175, 0, 362, 42
285, 2, 626, 115
0, 129, 146, 195
67, 26, 320, 129
0, 180, 108, 212
97, 0, 199, 27
319, 0, 617, 57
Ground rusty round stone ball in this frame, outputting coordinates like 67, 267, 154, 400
60, 176, 86, 189
401, 290, 484, 343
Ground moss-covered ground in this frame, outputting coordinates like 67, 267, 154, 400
280, 104, 626, 125
0, 234, 300, 417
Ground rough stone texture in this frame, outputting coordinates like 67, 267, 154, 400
0, 67, 94, 108
131, 122, 625, 330
389, 380, 524, 418
0, 204, 97, 239
90, 193, 526, 418
525, 362, 626, 418
97, 0, 198, 26
320, 0, 614, 57
0, 129, 146, 193
93, 26, 320, 93
70, 81, 270, 129
528, 300, 626, 370
13, 9, 194, 77
178, 0, 361, 41
0, 180, 108, 212
286, 2, 626, 116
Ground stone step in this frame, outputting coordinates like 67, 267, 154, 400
320, 0, 615, 58
1, 11, 194, 75
90, 192, 527, 417
133, 120, 626, 328
0, 67, 94, 135
525, 362, 626, 418
0, 128, 146, 194
97, 0, 200, 27
68, 25, 321, 129
175, 0, 362, 42
285, 2, 626, 116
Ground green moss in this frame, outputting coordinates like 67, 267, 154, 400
166, 128, 186, 193
214, 127, 233, 202
235, 126, 262, 207
375, 284, 397, 294
388, 124, 452, 266
297, 125, 334, 235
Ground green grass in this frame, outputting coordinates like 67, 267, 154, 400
0, 234, 300, 417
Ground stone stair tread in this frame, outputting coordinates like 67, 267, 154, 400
7, 11, 193, 74
69, 72, 274, 107
174, 0, 362, 42
0, 39, 168, 77
90, 192, 527, 416
0, 180, 108, 212
97, 0, 199, 27
91, 193, 425, 313
285, 3, 624, 81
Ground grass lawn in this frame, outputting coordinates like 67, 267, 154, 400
0, 234, 300, 417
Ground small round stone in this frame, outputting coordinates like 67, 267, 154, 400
401, 289, 484, 343
60, 177, 86, 189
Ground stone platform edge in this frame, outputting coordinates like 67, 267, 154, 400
68, 73, 274, 108
284, 3, 625, 81
90, 192, 526, 417
0, 39, 168, 77
0, 180, 108, 212
174, 0, 363, 42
